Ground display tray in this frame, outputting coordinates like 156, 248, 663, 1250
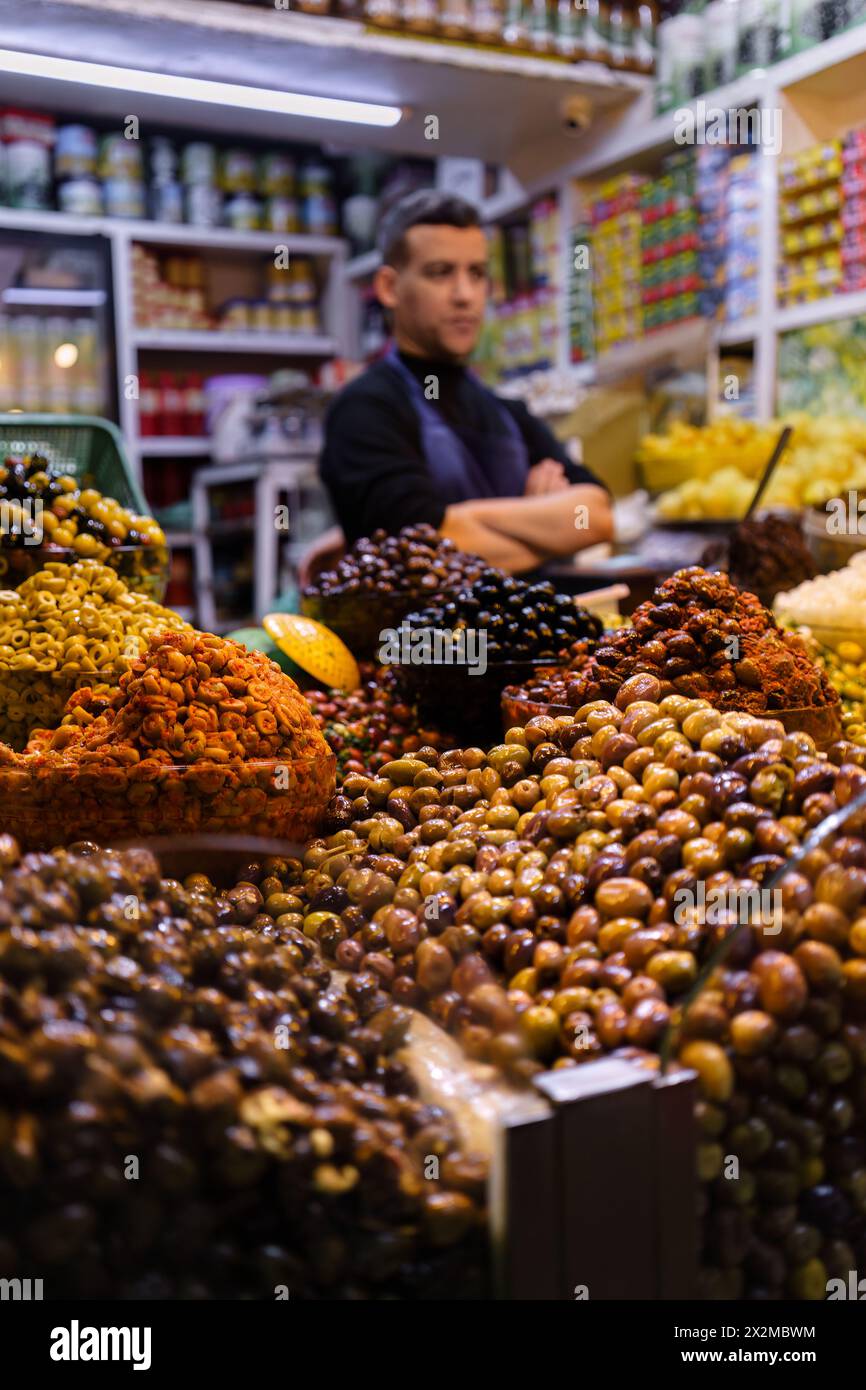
0, 751, 336, 850
502, 686, 843, 747
115, 834, 308, 885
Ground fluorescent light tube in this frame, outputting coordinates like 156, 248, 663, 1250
0, 48, 403, 127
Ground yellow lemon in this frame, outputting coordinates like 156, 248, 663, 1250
263, 612, 360, 691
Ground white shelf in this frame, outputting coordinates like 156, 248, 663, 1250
718, 319, 759, 347
133, 329, 338, 355
123, 223, 344, 256
1, 286, 106, 307
0, 207, 342, 256
137, 436, 212, 457
0, 0, 647, 182
775, 289, 866, 333
344, 249, 381, 282
770, 22, 866, 93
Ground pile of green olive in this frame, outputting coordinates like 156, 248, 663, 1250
293, 672, 866, 1299
0, 838, 488, 1300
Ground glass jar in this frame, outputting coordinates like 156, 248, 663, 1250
55, 125, 98, 178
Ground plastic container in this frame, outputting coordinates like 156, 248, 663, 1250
0, 752, 336, 850
399, 658, 559, 739
103, 178, 146, 220
0, 414, 147, 512
181, 142, 217, 185
300, 590, 422, 661
203, 375, 268, 437
0, 665, 125, 752
775, 702, 842, 749
57, 177, 103, 216
0, 415, 168, 597
55, 125, 98, 178
112, 834, 310, 887
501, 687, 580, 730
99, 134, 143, 180
0, 542, 168, 604
802, 501, 866, 575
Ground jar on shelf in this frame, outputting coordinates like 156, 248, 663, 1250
181, 142, 217, 186
265, 196, 302, 234
584, 0, 611, 62
632, 0, 657, 74
150, 181, 184, 225
300, 162, 338, 235
365, 0, 402, 26
184, 184, 222, 227
219, 148, 258, 194
224, 193, 263, 231
607, 0, 635, 68
503, 0, 530, 47
58, 177, 103, 217
402, 0, 439, 31
260, 153, 296, 197
555, 0, 590, 58
103, 178, 146, 219
149, 136, 178, 185
439, 0, 473, 38
528, 0, 555, 51
99, 133, 144, 180
55, 125, 98, 178
471, 0, 505, 41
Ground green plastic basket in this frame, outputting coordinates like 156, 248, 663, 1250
0, 414, 148, 516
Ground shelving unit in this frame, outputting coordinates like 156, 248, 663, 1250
0, 0, 647, 182
136, 437, 212, 458
2, 12, 866, 474
133, 329, 338, 356
398, 24, 866, 419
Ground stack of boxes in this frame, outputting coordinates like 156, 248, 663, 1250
725, 151, 762, 322
639, 152, 703, 334
132, 245, 211, 331
778, 140, 843, 310
568, 224, 594, 365
840, 131, 866, 294
695, 147, 731, 324
590, 174, 645, 354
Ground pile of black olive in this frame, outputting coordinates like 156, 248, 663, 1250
402, 569, 603, 663
304, 524, 488, 599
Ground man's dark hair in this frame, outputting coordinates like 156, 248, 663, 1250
376, 189, 481, 268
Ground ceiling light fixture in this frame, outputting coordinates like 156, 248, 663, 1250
0, 48, 403, 128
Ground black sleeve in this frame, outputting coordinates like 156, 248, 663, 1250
319, 381, 446, 544
501, 398, 610, 492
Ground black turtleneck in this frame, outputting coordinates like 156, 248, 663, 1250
319, 348, 603, 544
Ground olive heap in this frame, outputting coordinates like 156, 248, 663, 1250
517, 568, 837, 718
402, 570, 603, 664
295, 676, 866, 1299
304, 523, 489, 600
0, 839, 488, 1299
0, 454, 165, 557
305, 666, 452, 778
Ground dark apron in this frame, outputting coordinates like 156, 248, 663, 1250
385, 345, 530, 503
